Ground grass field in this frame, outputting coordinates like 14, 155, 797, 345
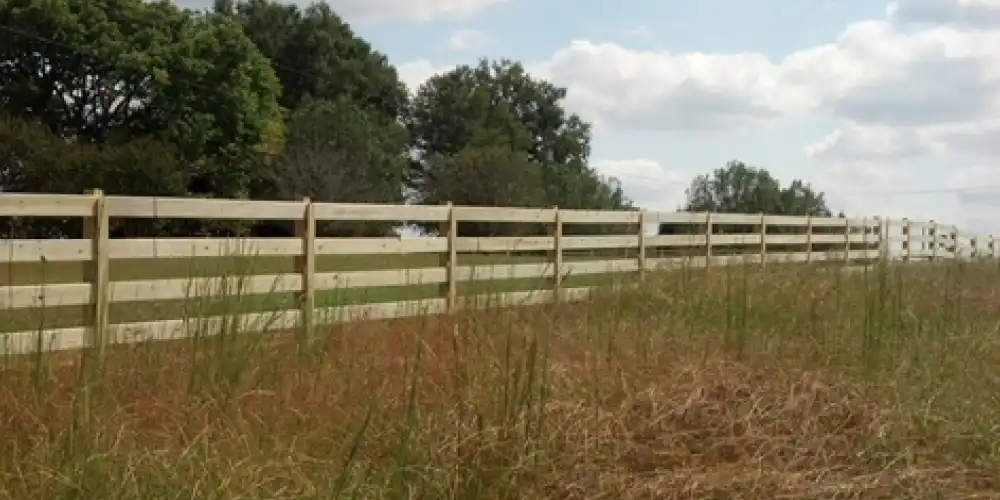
2, 258, 999, 498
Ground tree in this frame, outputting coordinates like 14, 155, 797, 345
682, 160, 830, 215
0, 0, 283, 199
660, 160, 833, 236
252, 97, 409, 236
216, 0, 408, 121
407, 58, 629, 220
422, 146, 549, 236
0, 113, 190, 238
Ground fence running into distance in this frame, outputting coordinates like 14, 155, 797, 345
0, 191, 996, 355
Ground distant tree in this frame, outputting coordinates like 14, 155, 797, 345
660, 160, 835, 248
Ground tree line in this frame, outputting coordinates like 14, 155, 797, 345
0, 0, 837, 239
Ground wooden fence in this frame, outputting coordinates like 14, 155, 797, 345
0, 192, 996, 354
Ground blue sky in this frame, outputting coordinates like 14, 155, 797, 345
180, 0, 1000, 236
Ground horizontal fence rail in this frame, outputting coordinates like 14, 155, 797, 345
1, 192, 996, 354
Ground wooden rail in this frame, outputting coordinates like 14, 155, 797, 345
1, 192, 996, 354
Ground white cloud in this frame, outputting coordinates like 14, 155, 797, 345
396, 59, 453, 94
392, 0, 1000, 228
804, 123, 937, 161
591, 159, 686, 211
533, 41, 810, 131
324, 0, 506, 22
445, 29, 491, 52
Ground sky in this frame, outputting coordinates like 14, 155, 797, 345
181, 0, 1000, 236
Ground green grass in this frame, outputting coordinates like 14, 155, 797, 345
1, 258, 998, 498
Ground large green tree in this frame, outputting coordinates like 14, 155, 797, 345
407, 58, 629, 220
0, 0, 283, 198
215, 0, 408, 122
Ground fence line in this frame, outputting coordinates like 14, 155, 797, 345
0, 192, 995, 354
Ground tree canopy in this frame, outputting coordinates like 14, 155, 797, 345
683, 160, 831, 217
0, 0, 840, 240
408, 59, 627, 211
214, 0, 408, 122
660, 160, 835, 236
0, 0, 283, 199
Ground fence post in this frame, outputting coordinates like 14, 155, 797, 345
805, 215, 812, 263
877, 216, 888, 262
551, 206, 563, 300
903, 218, 911, 261
637, 210, 646, 281
441, 202, 456, 312
930, 220, 938, 261
295, 197, 316, 339
759, 212, 767, 268
862, 217, 870, 264
83, 188, 110, 358
844, 217, 851, 266
705, 212, 713, 269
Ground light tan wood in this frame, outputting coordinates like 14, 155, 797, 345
0, 282, 93, 309
455, 236, 555, 253
84, 189, 110, 357
316, 237, 448, 255
763, 215, 811, 226
806, 215, 813, 263
295, 198, 316, 338
844, 217, 851, 265
551, 207, 563, 299
904, 218, 912, 261
0, 193, 96, 217
646, 234, 707, 247
559, 209, 641, 224
109, 238, 302, 259
313, 202, 449, 222
705, 212, 713, 269
443, 203, 457, 311
765, 234, 809, 245
454, 206, 556, 223
3, 191, 995, 355
637, 211, 646, 281
708, 213, 760, 225
759, 212, 767, 267
710, 234, 763, 246
106, 195, 305, 220
0, 239, 93, 262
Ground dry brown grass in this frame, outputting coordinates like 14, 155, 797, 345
2, 261, 1000, 499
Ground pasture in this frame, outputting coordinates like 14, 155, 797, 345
2, 193, 997, 498
2, 260, 1000, 498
